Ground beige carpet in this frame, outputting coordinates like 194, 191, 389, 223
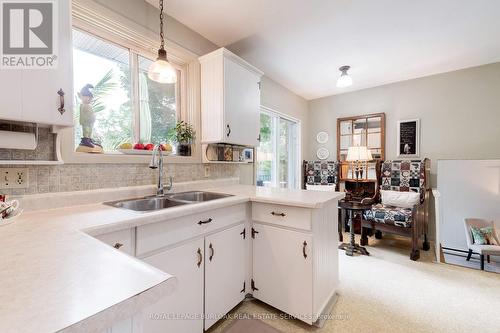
223, 318, 283, 333
208, 234, 500, 333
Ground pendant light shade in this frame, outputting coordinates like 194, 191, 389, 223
148, 0, 177, 84
336, 65, 353, 88
148, 49, 177, 84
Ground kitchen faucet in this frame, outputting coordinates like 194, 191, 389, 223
149, 144, 173, 196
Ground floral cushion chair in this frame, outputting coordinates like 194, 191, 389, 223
362, 159, 431, 261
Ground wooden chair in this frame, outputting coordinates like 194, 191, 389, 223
361, 159, 431, 261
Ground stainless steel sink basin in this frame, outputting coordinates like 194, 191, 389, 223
167, 191, 232, 203
104, 196, 188, 212
104, 191, 232, 212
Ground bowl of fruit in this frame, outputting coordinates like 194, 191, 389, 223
118, 143, 173, 155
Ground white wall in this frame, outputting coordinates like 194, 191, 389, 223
308, 62, 500, 177
437, 160, 500, 252
308, 62, 500, 239
92, 0, 218, 56
260, 76, 309, 165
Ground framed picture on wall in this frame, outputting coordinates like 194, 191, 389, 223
397, 119, 420, 157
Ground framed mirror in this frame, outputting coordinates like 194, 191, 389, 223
337, 113, 385, 181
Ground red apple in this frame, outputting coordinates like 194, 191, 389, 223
134, 143, 144, 150
145, 143, 155, 150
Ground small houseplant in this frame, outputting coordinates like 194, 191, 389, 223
168, 121, 195, 156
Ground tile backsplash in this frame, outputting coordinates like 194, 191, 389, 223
0, 125, 57, 161
1, 163, 240, 196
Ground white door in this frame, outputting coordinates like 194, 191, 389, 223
142, 238, 204, 333
224, 56, 260, 146
204, 224, 247, 330
21, 0, 73, 126
252, 223, 313, 323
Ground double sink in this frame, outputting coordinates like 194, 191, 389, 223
105, 191, 232, 212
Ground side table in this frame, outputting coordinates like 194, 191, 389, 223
338, 200, 372, 256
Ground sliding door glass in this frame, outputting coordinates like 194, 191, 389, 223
256, 113, 276, 187
257, 110, 299, 188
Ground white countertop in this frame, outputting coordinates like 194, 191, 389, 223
0, 183, 343, 333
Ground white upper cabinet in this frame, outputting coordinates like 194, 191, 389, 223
199, 48, 263, 147
0, 0, 73, 126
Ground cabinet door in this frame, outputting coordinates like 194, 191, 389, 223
0, 71, 23, 122
21, 0, 73, 126
142, 238, 204, 333
224, 57, 260, 146
205, 224, 247, 330
252, 223, 313, 324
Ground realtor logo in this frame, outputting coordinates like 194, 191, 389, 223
1, 0, 58, 69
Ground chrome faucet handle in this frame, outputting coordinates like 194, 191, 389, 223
164, 176, 173, 191
149, 145, 160, 169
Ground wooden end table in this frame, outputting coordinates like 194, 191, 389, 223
338, 200, 372, 256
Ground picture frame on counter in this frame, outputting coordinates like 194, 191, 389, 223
242, 148, 254, 163
397, 119, 420, 157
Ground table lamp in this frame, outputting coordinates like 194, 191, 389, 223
346, 146, 373, 181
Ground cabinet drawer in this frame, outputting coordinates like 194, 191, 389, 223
95, 228, 135, 256
136, 203, 247, 257
252, 203, 311, 231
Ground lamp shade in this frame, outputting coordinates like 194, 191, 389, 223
346, 146, 373, 162
336, 73, 353, 88
148, 57, 177, 84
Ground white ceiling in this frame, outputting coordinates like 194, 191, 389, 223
146, 0, 500, 100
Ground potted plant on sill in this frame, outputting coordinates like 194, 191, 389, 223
168, 121, 195, 156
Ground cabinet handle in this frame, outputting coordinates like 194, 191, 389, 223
198, 218, 213, 225
226, 124, 231, 137
197, 248, 203, 267
113, 242, 123, 249
57, 89, 65, 115
303, 241, 308, 259
271, 211, 286, 217
209, 243, 214, 261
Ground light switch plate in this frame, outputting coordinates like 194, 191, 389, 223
0, 168, 29, 189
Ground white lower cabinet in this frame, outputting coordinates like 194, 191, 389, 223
141, 238, 205, 333
252, 223, 313, 324
138, 222, 246, 333
204, 224, 247, 330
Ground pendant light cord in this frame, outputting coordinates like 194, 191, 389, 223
159, 0, 165, 50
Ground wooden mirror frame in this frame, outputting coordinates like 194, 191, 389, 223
336, 112, 386, 181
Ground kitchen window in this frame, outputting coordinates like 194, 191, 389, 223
72, 28, 180, 152
256, 108, 300, 189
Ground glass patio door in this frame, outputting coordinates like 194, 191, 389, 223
256, 109, 299, 189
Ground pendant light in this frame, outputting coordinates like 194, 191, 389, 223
148, 0, 177, 84
336, 65, 353, 88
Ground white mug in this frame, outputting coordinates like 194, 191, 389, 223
1, 200, 19, 218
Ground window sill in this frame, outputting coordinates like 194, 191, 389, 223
57, 128, 200, 165
61, 151, 201, 164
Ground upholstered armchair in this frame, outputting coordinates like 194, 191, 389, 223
302, 160, 339, 190
361, 159, 431, 261
464, 218, 500, 270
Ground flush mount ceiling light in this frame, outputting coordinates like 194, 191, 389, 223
336, 65, 353, 88
148, 0, 177, 84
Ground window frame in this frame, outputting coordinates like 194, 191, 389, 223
256, 106, 301, 189
58, 1, 200, 164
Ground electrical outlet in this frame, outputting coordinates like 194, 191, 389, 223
204, 165, 210, 178
0, 168, 29, 189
